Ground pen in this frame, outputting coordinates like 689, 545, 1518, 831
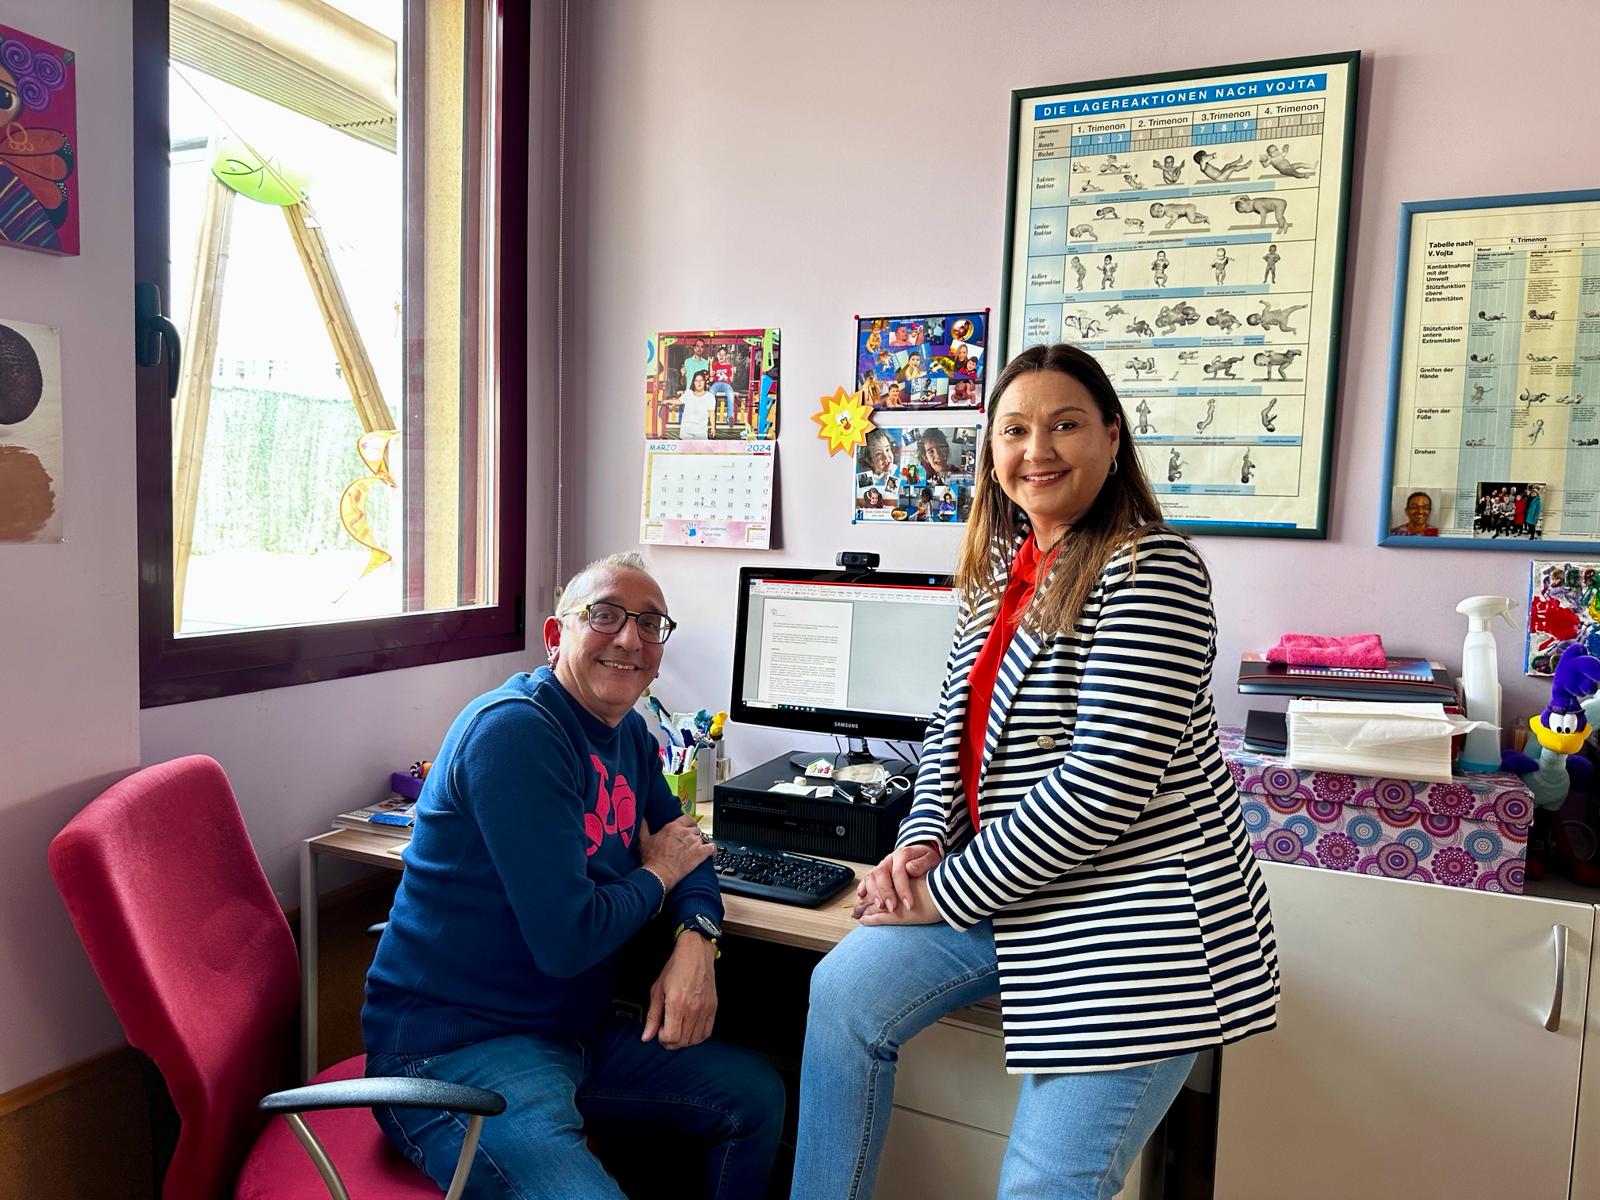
643, 691, 679, 745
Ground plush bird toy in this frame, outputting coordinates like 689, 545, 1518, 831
1502, 644, 1600, 885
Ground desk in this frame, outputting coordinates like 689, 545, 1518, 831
300, 825, 880, 1079
298, 828, 1135, 1199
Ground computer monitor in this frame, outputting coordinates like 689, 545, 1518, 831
729, 566, 960, 745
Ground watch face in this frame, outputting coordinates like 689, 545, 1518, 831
696, 914, 722, 939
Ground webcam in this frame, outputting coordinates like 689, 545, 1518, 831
837, 551, 879, 570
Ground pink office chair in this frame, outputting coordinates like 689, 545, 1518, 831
47, 755, 502, 1200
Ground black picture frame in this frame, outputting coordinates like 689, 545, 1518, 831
998, 51, 1360, 539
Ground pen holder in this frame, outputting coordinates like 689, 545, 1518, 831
664, 763, 699, 818
695, 744, 716, 812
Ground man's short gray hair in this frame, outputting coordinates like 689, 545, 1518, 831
555, 552, 654, 616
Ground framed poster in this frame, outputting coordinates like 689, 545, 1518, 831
999, 52, 1359, 538
1379, 191, 1600, 552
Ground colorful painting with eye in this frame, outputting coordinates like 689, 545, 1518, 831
0, 23, 78, 256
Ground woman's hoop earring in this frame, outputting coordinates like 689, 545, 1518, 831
1108, 457, 1120, 475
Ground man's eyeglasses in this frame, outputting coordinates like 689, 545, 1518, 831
573, 602, 677, 645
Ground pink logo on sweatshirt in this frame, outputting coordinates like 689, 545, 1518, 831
584, 755, 637, 857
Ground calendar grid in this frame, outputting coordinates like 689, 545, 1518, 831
640, 440, 776, 549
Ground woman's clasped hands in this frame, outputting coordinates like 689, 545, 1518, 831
853, 841, 943, 926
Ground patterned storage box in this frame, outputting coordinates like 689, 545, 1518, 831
1220, 727, 1533, 893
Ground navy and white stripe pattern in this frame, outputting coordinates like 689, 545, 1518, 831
899, 528, 1280, 1073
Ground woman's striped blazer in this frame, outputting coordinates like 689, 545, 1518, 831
899, 528, 1280, 1073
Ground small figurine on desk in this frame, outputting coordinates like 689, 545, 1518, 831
1502, 645, 1600, 886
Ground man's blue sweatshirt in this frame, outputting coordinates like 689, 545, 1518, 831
362, 669, 722, 1056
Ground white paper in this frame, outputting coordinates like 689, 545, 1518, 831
756, 598, 852, 707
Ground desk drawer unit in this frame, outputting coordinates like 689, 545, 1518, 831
875, 1009, 1147, 1200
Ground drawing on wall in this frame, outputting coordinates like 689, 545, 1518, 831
645, 328, 780, 440
1380, 191, 1600, 552
0, 317, 63, 542
1526, 560, 1600, 675
0, 22, 78, 256
812, 386, 875, 457
855, 310, 988, 411
999, 52, 1360, 539
850, 422, 980, 526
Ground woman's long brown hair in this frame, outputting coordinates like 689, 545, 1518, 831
954, 343, 1170, 636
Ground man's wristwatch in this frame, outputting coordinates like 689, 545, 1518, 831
674, 913, 722, 950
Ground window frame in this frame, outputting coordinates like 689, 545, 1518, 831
133, 0, 528, 707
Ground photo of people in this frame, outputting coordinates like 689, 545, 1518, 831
851, 424, 980, 524
646, 327, 781, 439
855, 310, 987, 412
1473, 481, 1544, 539
1388, 490, 1440, 537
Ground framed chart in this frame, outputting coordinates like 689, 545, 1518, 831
1379, 190, 1600, 552
999, 52, 1359, 538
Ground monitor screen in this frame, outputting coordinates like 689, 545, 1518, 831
729, 567, 960, 743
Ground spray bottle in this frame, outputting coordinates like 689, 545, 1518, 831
1456, 595, 1514, 772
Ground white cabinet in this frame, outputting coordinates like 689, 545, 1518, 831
1215, 863, 1593, 1199
874, 1008, 1149, 1200
1572, 937, 1600, 1197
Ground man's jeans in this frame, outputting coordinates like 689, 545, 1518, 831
368, 1014, 784, 1199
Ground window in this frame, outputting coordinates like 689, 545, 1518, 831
134, 0, 528, 705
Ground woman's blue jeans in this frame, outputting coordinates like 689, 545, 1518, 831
789, 920, 1196, 1200
368, 1014, 784, 1199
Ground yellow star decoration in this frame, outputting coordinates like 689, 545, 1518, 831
812, 387, 876, 457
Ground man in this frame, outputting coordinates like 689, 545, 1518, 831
1390, 491, 1439, 537
363, 553, 784, 1199
680, 338, 712, 396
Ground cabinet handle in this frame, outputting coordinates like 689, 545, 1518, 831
1545, 924, 1568, 1033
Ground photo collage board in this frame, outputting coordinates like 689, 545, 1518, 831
640, 328, 780, 548
851, 310, 987, 526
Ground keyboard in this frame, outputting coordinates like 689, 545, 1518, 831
712, 838, 857, 907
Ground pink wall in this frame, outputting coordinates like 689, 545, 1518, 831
0, 0, 141, 1093
0, 3, 561, 1093
566, 0, 1600, 773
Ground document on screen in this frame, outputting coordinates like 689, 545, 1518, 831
757, 599, 852, 707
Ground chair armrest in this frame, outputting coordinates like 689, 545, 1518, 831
260, 1076, 506, 1117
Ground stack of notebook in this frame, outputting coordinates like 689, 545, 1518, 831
1238, 655, 1460, 755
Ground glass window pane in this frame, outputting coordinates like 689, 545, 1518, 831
165, 0, 489, 637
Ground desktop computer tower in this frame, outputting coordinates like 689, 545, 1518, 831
712, 753, 915, 864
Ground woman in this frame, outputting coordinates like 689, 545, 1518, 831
677, 370, 715, 440
790, 344, 1279, 1200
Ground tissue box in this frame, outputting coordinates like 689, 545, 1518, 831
1220, 726, 1533, 893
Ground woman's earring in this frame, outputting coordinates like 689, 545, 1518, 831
1108, 457, 1120, 475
